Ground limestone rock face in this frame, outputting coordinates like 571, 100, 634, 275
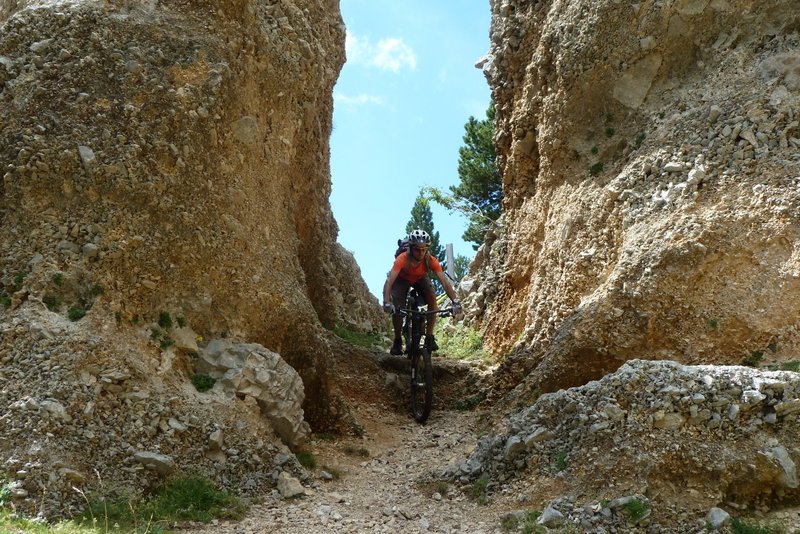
0, 0, 379, 517
469, 0, 800, 398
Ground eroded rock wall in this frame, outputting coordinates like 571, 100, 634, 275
0, 0, 380, 517
467, 0, 800, 400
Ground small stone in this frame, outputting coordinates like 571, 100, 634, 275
706, 507, 730, 529
133, 451, 175, 475
277, 471, 305, 498
537, 503, 565, 527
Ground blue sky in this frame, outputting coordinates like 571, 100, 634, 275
330, 0, 493, 300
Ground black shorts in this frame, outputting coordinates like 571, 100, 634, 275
390, 277, 435, 313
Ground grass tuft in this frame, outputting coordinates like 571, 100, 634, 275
342, 445, 369, 457
730, 517, 783, 534
623, 498, 649, 522
434, 321, 490, 363
471, 474, 490, 505
781, 360, 800, 372
554, 451, 568, 472
331, 325, 383, 348
501, 510, 543, 533
43, 294, 61, 312
1, 475, 245, 533
296, 450, 317, 470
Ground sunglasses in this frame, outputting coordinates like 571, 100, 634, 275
412, 246, 428, 252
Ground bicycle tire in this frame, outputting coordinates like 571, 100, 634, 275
410, 347, 433, 423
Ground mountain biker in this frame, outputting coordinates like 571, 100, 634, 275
382, 229, 461, 355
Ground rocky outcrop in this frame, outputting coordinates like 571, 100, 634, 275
447, 360, 800, 529
0, 0, 380, 518
466, 0, 800, 400
196, 339, 310, 447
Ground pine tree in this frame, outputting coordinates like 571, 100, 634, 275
405, 192, 443, 261
452, 254, 470, 283
404, 192, 447, 294
450, 101, 502, 249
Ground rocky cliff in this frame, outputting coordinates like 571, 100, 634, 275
466, 0, 800, 401
449, 0, 800, 528
0, 0, 380, 517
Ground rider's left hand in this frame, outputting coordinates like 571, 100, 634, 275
382, 302, 394, 314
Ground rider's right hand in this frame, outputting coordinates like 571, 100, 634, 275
382, 302, 394, 314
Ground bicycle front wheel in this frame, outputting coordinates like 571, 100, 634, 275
410, 347, 433, 423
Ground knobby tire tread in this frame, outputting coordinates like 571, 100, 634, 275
411, 347, 433, 423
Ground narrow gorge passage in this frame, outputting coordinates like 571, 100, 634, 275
188, 348, 508, 534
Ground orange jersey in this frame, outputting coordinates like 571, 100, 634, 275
391, 252, 443, 283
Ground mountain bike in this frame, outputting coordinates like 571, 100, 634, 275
397, 287, 453, 424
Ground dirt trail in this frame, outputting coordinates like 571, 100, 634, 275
185, 349, 510, 534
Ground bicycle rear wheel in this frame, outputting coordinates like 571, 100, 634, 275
410, 347, 433, 423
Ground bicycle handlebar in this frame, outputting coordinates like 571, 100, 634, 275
398, 307, 454, 317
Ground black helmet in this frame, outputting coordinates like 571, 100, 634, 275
408, 229, 431, 245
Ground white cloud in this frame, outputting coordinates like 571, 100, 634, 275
346, 32, 417, 73
335, 92, 385, 106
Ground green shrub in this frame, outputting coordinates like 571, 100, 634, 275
158, 311, 173, 329
160, 338, 175, 350
434, 322, 490, 363
741, 350, 764, 367
589, 162, 604, 176
605, 127, 615, 138
0, 293, 10, 309
707, 318, 720, 330
192, 374, 216, 393
90, 284, 105, 296
177, 316, 186, 328
52, 273, 64, 286
591, 145, 599, 155
114, 311, 122, 325
68, 306, 86, 322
